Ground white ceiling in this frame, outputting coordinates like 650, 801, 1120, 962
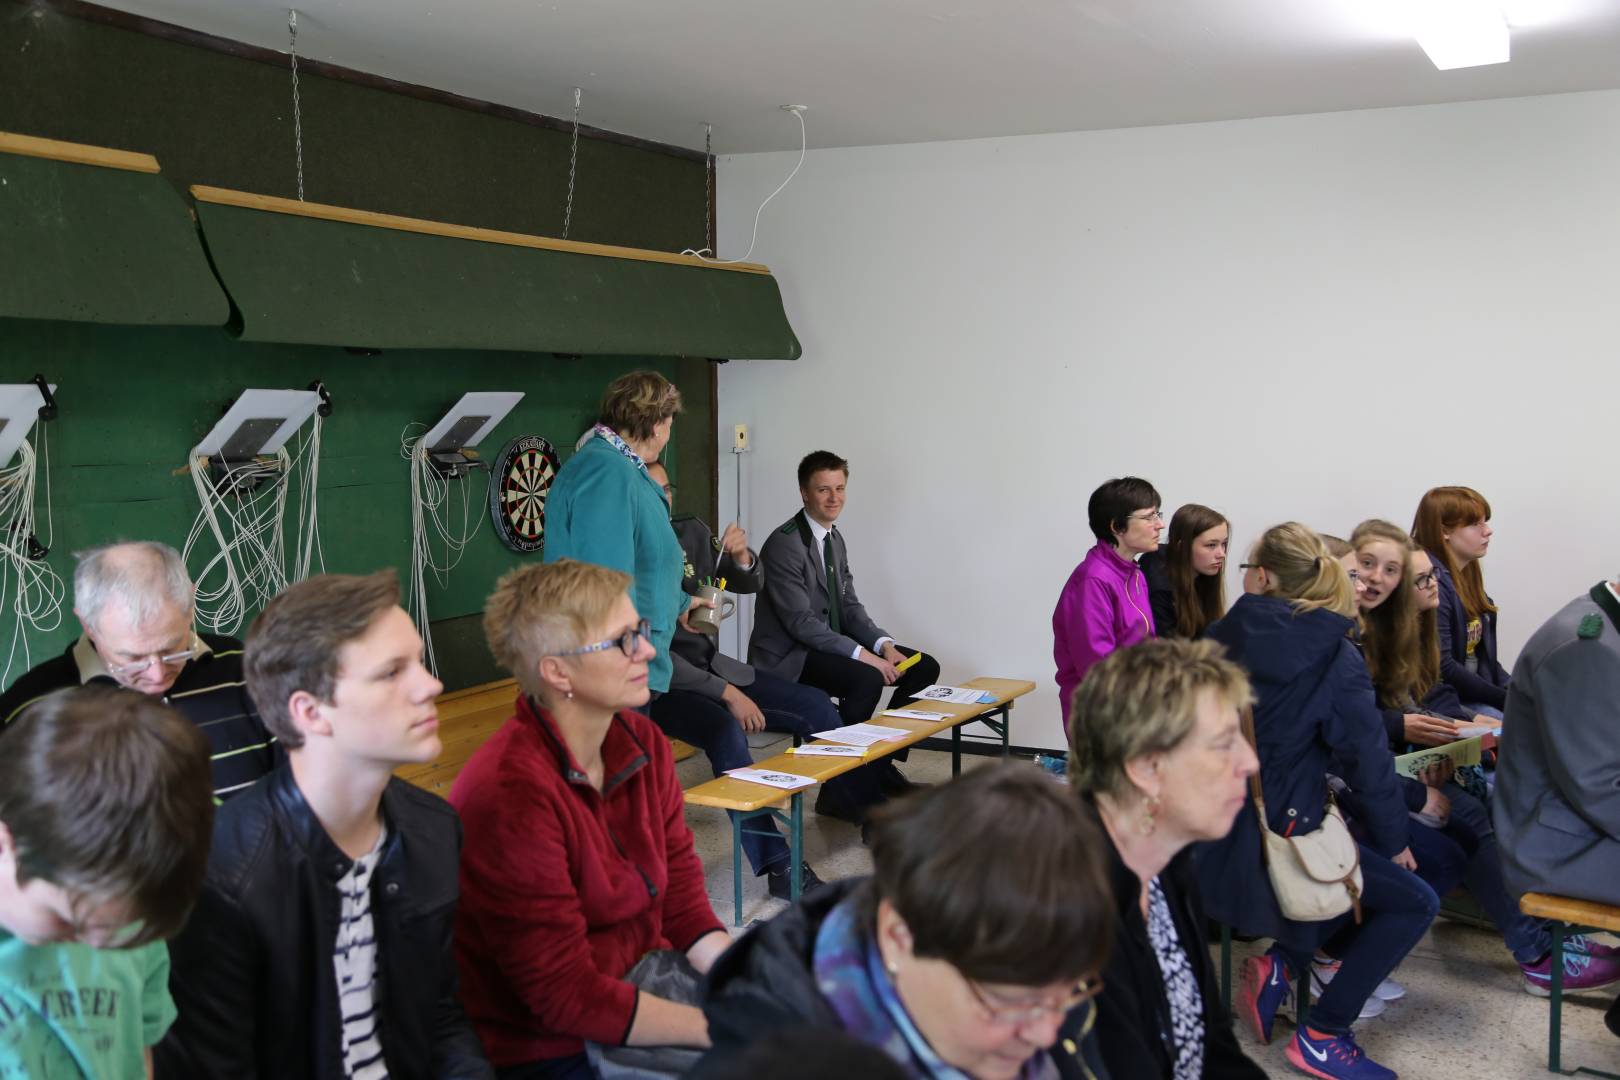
94, 0, 1620, 153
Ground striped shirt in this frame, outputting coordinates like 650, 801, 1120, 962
0, 633, 279, 800
334, 826, 389, 1080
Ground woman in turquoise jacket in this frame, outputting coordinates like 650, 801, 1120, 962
544, 371, 698, 693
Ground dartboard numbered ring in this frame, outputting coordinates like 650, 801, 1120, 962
488, 435, 560, 553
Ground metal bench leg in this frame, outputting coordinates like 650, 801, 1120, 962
1220, 924, 1232, 1014
1550, 921, 1564, 1074
789, 792, 803, 901
999, 703, 1010, 759
952, 723, 962, 776
731, 813, 744, 927
1295, 968, 1310, 1032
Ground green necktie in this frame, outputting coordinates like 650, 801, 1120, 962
823, 531, 843, 634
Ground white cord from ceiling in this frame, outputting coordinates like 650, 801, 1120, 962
400, 425, 484, 675
0, 431, 65, 688
684, 105, 807, 265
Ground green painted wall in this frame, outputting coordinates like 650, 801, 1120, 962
0, 2, 717, 689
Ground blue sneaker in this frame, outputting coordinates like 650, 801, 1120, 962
1285, 1028, 1396, 1079
1239, 948, 1293, 1045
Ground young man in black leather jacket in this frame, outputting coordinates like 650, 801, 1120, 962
156, 570, 492, 1079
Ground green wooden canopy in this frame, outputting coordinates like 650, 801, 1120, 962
0, 133, 229, 326
193, 187, 802, 359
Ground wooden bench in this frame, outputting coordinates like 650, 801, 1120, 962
397, 678, 696, 795
1519, 892, 1620, 1078
683, 676, 1034, 923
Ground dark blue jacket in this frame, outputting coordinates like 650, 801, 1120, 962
1195, 595, 1408, 946
1428, 558, 1510, 710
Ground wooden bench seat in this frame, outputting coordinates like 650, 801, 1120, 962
683, 676, 1035, 923
1518, 891, 1620, 1077
397, 678, 696, 796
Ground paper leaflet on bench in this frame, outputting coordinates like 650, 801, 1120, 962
813, 722, 911, 747
915, 684, 996, 705
882, 708, 955, 721
724, 767, 817, 790
788, 744, 868, 758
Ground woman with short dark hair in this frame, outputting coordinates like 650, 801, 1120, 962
701, 765, 1113, 1079
1053, 476, 1163, 726
1068, 638, 1265, 1079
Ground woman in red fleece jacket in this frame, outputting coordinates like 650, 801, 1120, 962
451, 559, 730, 1079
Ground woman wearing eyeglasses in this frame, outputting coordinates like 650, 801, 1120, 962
1053, 476, 1164, 727
450, 560, 729, 1080
1354, 531, 1620, 996
701, 764, 1113, 1080
1199, 523, 1434, 1080
1067, 638, 1266, 1080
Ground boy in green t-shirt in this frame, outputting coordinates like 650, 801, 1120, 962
0, 685, 214, 1078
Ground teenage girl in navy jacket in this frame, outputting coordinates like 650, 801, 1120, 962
1197, 523, 1436, 1080
1411, 487, 1510, 716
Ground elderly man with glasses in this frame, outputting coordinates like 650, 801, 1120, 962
0, 540, 278, 800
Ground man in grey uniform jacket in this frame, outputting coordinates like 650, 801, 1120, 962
1494, 579, 1620, 1038
749, 451, 940, 823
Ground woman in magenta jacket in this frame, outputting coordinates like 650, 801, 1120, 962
1053, 476, 1164, 726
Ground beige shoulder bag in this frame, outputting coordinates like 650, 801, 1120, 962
1242, 707, 1364, 924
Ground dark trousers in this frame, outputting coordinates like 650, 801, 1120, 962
496, 1055, 594, 1080
1441, 785, 1549, 962
649, 690, 792, 876
1283, 846, 1438, 1035
797, 647, 940, 725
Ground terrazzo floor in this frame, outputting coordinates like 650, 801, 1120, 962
676, 736, 1620, 1080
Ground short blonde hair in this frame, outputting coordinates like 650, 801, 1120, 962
1250, 522, 1356, 618
482, 560, 632, 698
1067, 638, 1253, 800
599, 371, 683, 443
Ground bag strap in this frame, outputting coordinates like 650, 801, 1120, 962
1241, 705, 1267, 820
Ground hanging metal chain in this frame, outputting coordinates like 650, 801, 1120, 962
288, 9, 305, 201
703, 123, 713, 255
562, 87, 581, 238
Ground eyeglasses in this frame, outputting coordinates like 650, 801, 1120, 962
106, 649, 198, 678
965, 973, 1104, 1025
1345, 569, 1360, 582
1412, 571, 1437, 589
550, 619, 650, 660
1238, 562, 1262, 571
1128, 510, 1165, 524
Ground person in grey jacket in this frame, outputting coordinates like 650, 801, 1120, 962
1495, 578, 1620, 1038
749, 451, 940, 825
642, 462, 848, 897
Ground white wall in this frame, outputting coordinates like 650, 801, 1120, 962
715, 89, 1620, 750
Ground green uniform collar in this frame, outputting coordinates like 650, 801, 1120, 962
1587, 582, 1620, 637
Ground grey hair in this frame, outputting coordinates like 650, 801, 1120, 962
74, 542, 196, 628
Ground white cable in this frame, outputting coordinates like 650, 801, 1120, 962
292, 413, 324, 580
0, 435, 66, 688
400, 426, 485, 675
683, 106, 807, 265
184, 442, 301, 635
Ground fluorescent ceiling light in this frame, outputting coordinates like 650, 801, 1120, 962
1412, 1, 1511, 69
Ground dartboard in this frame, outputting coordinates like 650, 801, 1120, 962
488, 435, 560, 553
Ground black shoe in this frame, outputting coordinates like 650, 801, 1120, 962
814, 791, 867, 826
1607, 995, 1620, 1040
877, 761, 928, 797
860, 820, 874, 847
767, 862, 827, 901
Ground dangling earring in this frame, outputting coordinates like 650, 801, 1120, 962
1141, 793, 1161, 836
565, 690, 574, 701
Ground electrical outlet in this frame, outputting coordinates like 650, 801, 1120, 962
733, 424, 749, 451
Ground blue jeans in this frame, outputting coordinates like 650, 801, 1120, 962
1443, 784, 1549, 963
1286, 846, 1438, 1035
745, 669, 844, 737
650, 689, 792, 875
496, 1055, 595, 1080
